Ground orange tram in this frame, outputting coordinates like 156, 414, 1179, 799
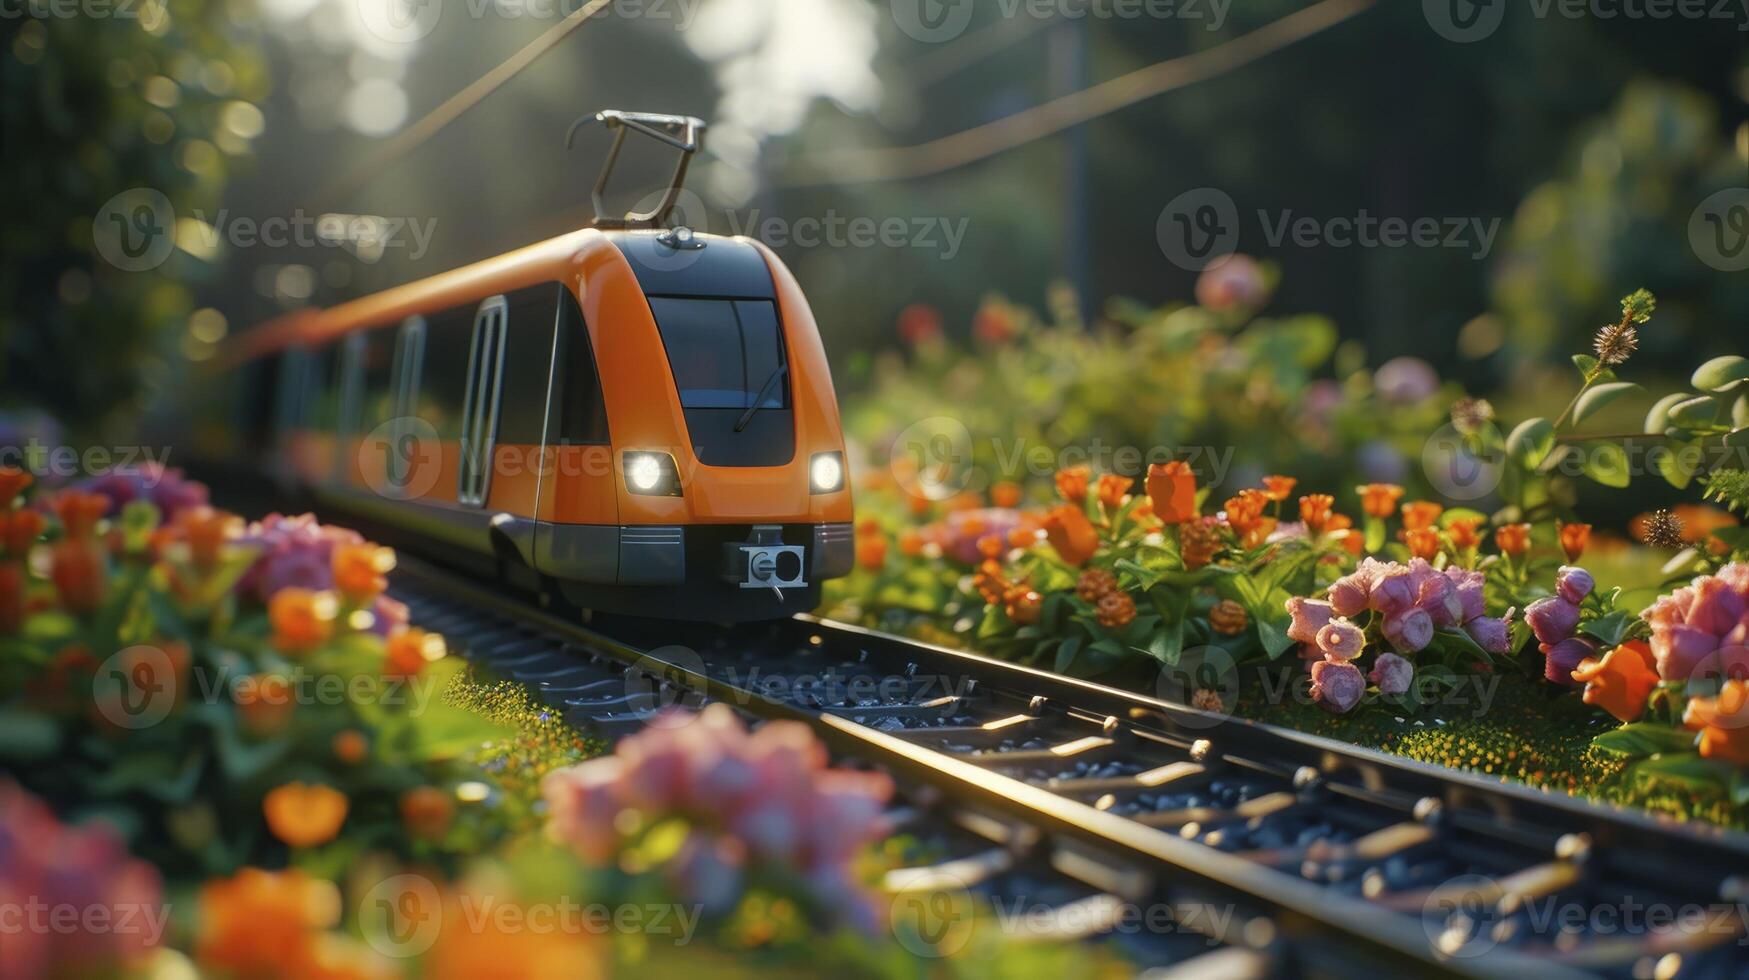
203, 112, 854, 620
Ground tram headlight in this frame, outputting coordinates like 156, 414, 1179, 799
809, 452, 845, 494
623, 452, 682, 496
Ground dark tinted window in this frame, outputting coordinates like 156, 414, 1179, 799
418, 309, 473, 440
304, 345, 341, 431
647, 298, 787, 410
359, 327, 399, 434
497, 284, 560, 446
557, 288, 610, 445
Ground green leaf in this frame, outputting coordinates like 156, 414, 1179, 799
1573, 382, 1640, 423
1734, 394, 1749, 429
0, 709, 60, 761
1668, 395, 1720, 429
1506, 417, 1555, 467
1645, 392, 1690, 434
1579, 441, 1631, 488
1733, 771, 1749, 808
1591, 723, 1696, 759
1053, 635, 1083, 674
1692, 355, 1749, 394
1578, 610, 1633, 648
1725, 427, 1749, 451
1572, 354, 1615, 383
1656, 438, 1701, 490
1629, 753, 1735, 791
1144, 586, 1191, 666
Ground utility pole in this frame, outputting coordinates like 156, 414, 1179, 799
1050, 20, 1093, 327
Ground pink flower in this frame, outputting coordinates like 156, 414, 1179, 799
544, 704, 889, 933
1368, 566, 1416, 617
1286, 596, 1334, 644
237, 512, 364, 603
1382, 606, 1434, 654
1315, 617, 1365, 661
1555, 566, 1594, 605
0, 780, 163, 979
1686, 576, 1746, 636
1444, 567, 1486, 623
1369, 652, 1414, 695
1644, 586, 1696, 630
1464, 613, 1514, 655
1542, 636, 1596, 687
1525, 596, 1580, 645
1652, 624, 1721, 682
1195, 254, 1269, 311
1416, 572, 1465, 628
1327, 573, 1370, 617
1310, 659, 1366, 714
666, 831, 745, 915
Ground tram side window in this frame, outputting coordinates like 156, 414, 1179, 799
417, 309, 474, 440
496, 284, 559, 446
359, 328, 398, 435
557, 288, 610, 446
303, 346, 342, 431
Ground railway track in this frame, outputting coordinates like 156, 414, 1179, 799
388, 555, 1749, 979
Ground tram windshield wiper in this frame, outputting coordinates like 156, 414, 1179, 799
734, 365, 787, 433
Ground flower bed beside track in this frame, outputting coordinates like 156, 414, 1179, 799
0, 466, 1124, 978
827, 285, 1749, 831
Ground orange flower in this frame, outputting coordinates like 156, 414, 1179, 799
423, 893, 600, 980
1054, 465, 1090, 503
333, 543, 394, 603
1298, 494, 1335, 534
1495, 522, 1531, 557
1571, 640, 1657, 723
0, 466, 33, 505
269, 588, 336, 655
1683, 679, 1749, 766
174, 506, 240, 573
1400, 501, 1444, 532
1673, 504, 1739, 543
1558, 522, 1591, 562
1260, 475, 1297, 503
1238, 517, 1278, 550
1447, 517, 1481, 551
1005, 589, 1043, 625
976, 533, 1004, 559
1357, 483, 1404, 520
51, 491, 109, 539
1146, 461, 1198, 525
385, 627, 446, 679
332, 730, 369, 765
263, 782, 348, 848
898, 529, 925, 557
49, 535, 107, 615
401, 786, 457, 841
234, 674, 295, 737
1, 509, 43, 555
1095, 473, 1131, 510
855, 533, 887, 571
1223, 489, 1268, 532
989, 481, 1023, 508
1332, 527, 1365, 557
196, 868, 345, 978
1401, 527, 1441, 560
0, 561, 23, 635
1043, 504, 1098, 566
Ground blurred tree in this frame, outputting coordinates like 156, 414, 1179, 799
0, 1, 266, 436
1490, 80, 1749, 372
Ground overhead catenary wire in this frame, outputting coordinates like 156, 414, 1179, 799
306, 0, 615, 210
776, 0, 1377, 189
